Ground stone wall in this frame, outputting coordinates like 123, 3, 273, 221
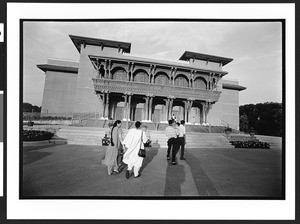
208, 79, 240, 130
41, 70, 77, 116
74, 44, 125, 114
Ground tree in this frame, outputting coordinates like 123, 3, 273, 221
239, 102, 282, 136
23, 102, 41, 113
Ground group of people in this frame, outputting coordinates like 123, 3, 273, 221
165, 119, 186, 165
102, 120, 147, 179
102, 117, 186, 178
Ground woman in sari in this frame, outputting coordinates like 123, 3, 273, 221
102, 120, 123, 175
122, 121, 147, 179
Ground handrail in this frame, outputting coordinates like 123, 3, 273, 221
220, 119, 233, 128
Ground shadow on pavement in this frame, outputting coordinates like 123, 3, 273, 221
23, 151, 54, 165
139, 147, 159, 174
164, 162, 185, 196
185, 151, 220, 196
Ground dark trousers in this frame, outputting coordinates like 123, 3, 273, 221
178, 137, 185, 158
167, 138, 180, 162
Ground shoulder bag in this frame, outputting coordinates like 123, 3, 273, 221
138, 131, 146, 158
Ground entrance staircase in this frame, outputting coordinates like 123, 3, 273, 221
71, 118, 239, 134
150, 131, 234, 148
57, 126, 234, 149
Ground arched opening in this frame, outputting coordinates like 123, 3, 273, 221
133, 70, 149, 83
194, 77, 207, 89
174, 74, 189, 87
111, 67, 127, 81
154, 72, 169, 85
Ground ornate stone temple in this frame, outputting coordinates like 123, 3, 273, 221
37, 35, 246, 129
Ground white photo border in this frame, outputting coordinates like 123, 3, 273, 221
7, 3, 295, 220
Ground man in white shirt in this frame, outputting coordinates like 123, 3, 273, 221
178, 120, 186, 160
165, 119, 180, 165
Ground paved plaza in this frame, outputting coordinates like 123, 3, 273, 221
23, 144, 282, 198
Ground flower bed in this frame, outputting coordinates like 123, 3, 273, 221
23, 130, 55, 141
229, 140, 270, 149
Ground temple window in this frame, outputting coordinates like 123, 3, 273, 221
154, 73, 169, 85
133, 71, 148, 83
175, 75, 189, 87
194, 77, 207, 89
112, 68, 127, 81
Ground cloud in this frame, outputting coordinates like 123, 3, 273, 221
23, 21, 282, 106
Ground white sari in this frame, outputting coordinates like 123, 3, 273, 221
122, 128, 147, 168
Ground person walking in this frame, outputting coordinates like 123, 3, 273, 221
102, 120, 123, 175
122, 121, 148, 178
165, 119, 180, 165
117, 127, 125, 167
178, 120, 186, 160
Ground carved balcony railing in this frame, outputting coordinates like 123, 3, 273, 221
92, 78, 221, 102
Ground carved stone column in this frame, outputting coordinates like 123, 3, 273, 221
129, 63, 134, 81
122, 93, 128, 121
127, 93, 132, 121
203, 101, 212, 124
111, 102, 117, 120
151, 74, 155, 84
169, 97, 174, 119
149, 65, 153, 83
200, 102, 205, 124
151, 65, 156, 83
96, 92, 105, 119
105, 92, 110, 119
126, 62, 130, 81
148, 95, 154, 121
172, 68, 177, 86
187, 99, 194, 124
163, 98, 170, 122
143, 96, 149, 122
184, 100, 189, 123
108, 60, 112, 79
204, 103, 208, 124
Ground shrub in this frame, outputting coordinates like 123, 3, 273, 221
229, 140, 270, 149
144, 139, 152, 147
102, 134, 110, 146
23, 130, 54, 141
225, 127, 232, 132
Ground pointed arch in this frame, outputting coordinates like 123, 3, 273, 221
133, 69, 149, 83
194, 77, 207, 89
111, 67, 127, 81
154, 71, 169, 85
174, 74, 189, 87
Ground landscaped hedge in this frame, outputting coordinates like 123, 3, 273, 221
229, 140, 270, 149
23, 130, 54, 141
23, 112, 72, 121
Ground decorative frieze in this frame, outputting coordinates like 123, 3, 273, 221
92, 78, 221, 102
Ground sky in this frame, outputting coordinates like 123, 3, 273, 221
23, 21, 282, 107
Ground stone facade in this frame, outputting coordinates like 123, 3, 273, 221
37, 35, 246, 129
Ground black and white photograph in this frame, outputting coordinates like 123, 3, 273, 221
4, 2, 297, 222
22, 20, 283, 198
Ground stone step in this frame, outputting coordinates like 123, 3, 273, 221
56, 126, 233, 148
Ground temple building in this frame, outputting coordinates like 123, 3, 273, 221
37, 35, 246, 129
